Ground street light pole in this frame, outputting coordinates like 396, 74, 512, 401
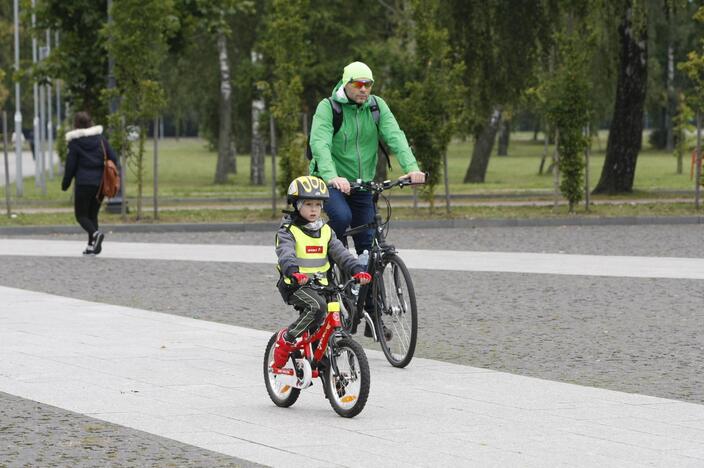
55, 31, 62, 176
32, 0, 40, 189
13, 0, 23, 197
39, 45, 47, 195
46, 30, 54, 180
105, 0, 126, 215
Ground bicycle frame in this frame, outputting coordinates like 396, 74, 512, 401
343, 208, 396, 341
270, 281, 350, 382
338, 176, 423, 341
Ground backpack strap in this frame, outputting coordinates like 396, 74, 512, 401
368, 96, 391, 170
368, 95, 381, 125
324, 95, 391, 170
329, 98, 343, 135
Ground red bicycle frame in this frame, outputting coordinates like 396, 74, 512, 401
271, 301, 342, 378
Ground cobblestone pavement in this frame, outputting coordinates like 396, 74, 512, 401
2, 223, 703, 466
0, 391, 263, 468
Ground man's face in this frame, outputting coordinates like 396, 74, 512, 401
344, 77, 373, 104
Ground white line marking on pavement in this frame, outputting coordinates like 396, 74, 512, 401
2, 238, 704, 279
2, 285, 704, 467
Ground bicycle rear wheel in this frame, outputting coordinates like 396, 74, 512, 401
373, 254, 418, 368
322, 337, 370, 418
263, 333, 300, 407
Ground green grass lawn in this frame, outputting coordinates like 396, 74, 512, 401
3, 131, 701, 217
1, 200, 701, 227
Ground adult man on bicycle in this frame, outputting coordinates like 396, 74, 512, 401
309, 61, 425, 257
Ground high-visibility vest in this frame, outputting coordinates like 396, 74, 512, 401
281, 224, 331, 285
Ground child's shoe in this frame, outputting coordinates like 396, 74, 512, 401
272, 328, 296, 368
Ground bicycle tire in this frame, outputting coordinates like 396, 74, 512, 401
263, 332, 300, 407
322, 337, 370, 418
373, 254, 418, 368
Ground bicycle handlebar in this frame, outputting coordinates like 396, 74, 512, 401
348, 173, 428, 193
304, 274, 358, 294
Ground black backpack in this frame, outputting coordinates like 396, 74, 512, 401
306, 95, 391, 170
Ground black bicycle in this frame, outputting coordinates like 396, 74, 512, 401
334, 177, 421, 368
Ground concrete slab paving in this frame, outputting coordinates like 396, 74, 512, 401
2, 238, 704, 279
2, 285, 704, 467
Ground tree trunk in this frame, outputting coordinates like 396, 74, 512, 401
214, 32, 232, 184
464, 107, 501, 183
497, 118, 510, 156
137, 124, 145, 220
593, 5, 648, 194
665, 40, 674, 152
539, 121, 549, 174
250, 95, 265, 185
696, 112, 701, 210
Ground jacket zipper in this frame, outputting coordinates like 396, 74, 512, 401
355, 109, 362, 180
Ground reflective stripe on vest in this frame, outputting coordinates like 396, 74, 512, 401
283, 224, 331, 284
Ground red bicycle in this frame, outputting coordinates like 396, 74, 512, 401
263, 276, 371, 418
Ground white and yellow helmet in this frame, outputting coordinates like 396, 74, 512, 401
286, 175, 329, 206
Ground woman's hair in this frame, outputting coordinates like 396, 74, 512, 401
73, 111, 93, 129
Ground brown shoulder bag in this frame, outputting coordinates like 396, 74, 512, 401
98, 139, 120, 199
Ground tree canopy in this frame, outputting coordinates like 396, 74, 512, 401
3, 0, 704, 202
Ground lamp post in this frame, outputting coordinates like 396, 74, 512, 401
55, 31, 62, 176
38, 44, 47, 195
32, 0, 40, 189
46, 30, 54, 180
105, 0, 127, 215
13, 0, 22, 196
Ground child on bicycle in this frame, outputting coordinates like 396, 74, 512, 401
273, 175, 371, 369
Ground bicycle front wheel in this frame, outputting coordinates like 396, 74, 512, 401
322, 337, 370, 418
373, 254, 418, 368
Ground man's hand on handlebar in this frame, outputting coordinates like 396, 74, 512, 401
353, 272, 372, 285
328, 177, 351, 194
403, 171, 426, 184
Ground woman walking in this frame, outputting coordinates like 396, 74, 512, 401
61, 112, 120, 256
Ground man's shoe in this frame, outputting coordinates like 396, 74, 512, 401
82, 245, 95, 256
364, 322, 393, 341
272, 329, 296, 368
92, 231, 105, 255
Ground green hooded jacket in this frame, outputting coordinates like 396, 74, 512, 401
309, 81, 420, 182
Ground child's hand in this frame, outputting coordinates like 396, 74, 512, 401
353, 272, 372, 285
292, 272, 308, 285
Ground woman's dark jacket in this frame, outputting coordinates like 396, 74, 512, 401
61, 125, 120, 190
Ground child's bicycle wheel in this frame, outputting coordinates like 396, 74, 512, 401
263, 333, 300, 407
373, 254, 418, 368
322, 337, 370, 418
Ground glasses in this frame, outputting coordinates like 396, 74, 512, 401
349, 79, 374, 89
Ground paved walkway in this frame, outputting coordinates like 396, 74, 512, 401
2, 285, 703, 467
2, 238, 704, 279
